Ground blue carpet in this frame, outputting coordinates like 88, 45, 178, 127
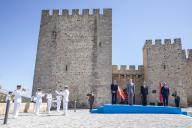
91, 104, 190, 117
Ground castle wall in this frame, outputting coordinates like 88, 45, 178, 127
143, 38, 188, 107
185, 49, 192, 105
33, 9, 192, 107
33, 9, 112, 108
112, 65, 144, 104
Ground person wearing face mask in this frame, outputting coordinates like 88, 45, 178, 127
46, 89, 52, 114
57, 86, 69, 115
141, 81, 148, 106
87, 91, 95, 112
161, 82, 170, 106
111, 80, 118, 104
127, 79, 135, 105
34, 88, 45, 115
12, 85, 26, 118
55, 89, 63, 112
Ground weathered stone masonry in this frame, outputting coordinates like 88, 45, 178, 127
33, 9, 192, 107
143, 38, 192, 107
32, 9, 112, 108
113, 38, 192, 107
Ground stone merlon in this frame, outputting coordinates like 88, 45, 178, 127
144, 38, 182, 48
112, 65, 144, 74
41, 9, 112, 17
187, 49, 192, 60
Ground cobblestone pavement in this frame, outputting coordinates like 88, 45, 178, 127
0, 110, 192, 128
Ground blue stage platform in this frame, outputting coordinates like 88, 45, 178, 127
91, 104, 191, 117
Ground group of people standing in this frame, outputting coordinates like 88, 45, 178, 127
5, 80, 181, 118
32, 86, 69, 116
111, 79, 148, 106
6, 85, 69, 118
111, 80, 180, 107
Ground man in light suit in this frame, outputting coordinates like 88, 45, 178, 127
127, 79, 135, 105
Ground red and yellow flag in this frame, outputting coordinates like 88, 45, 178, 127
117, 86, 126, 100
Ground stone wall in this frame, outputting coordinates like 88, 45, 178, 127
33, 9, 112, 108
185, 50, 192, 105
112, 65, 144, 104
143, 38, 191, 107
32, 9, 191, 107
0, 89, 31, 103
0, 103, 47, 115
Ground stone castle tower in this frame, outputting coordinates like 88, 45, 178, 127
143, 38, 192, 107
112, 65, 144, 104
32, 9, 112, 107
112, 38, 192, 107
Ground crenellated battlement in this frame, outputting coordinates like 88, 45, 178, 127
182, 50, 187, 59
112, 65, 144, 74
144, 38, 182, 48
42, 9, 112, 17
187, 49, 192, 60
35, 8, 112, 107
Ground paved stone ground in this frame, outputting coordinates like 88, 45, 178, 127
183, 107, 192, 114
0, 109, 192, 128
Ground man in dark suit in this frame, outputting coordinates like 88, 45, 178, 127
161, 82, 170, 106
141, 82, 148, 106
111, 80, 118, 104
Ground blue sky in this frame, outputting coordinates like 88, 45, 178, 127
0, 0, 192, 96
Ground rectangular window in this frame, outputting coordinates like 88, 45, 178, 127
66, 65, 68, 71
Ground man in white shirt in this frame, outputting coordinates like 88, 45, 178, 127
63, 86, 69, 115
34, 88, 45, 115
55, 90, 62, 112
46, 89, 52, 114
13, 85, 25, 118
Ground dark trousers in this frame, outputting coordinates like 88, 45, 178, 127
163, 96, 169, 106
141, 95, 147, 106
175, 99, 180, 107
112, 93, 117, 104
89, 102, 93, 111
